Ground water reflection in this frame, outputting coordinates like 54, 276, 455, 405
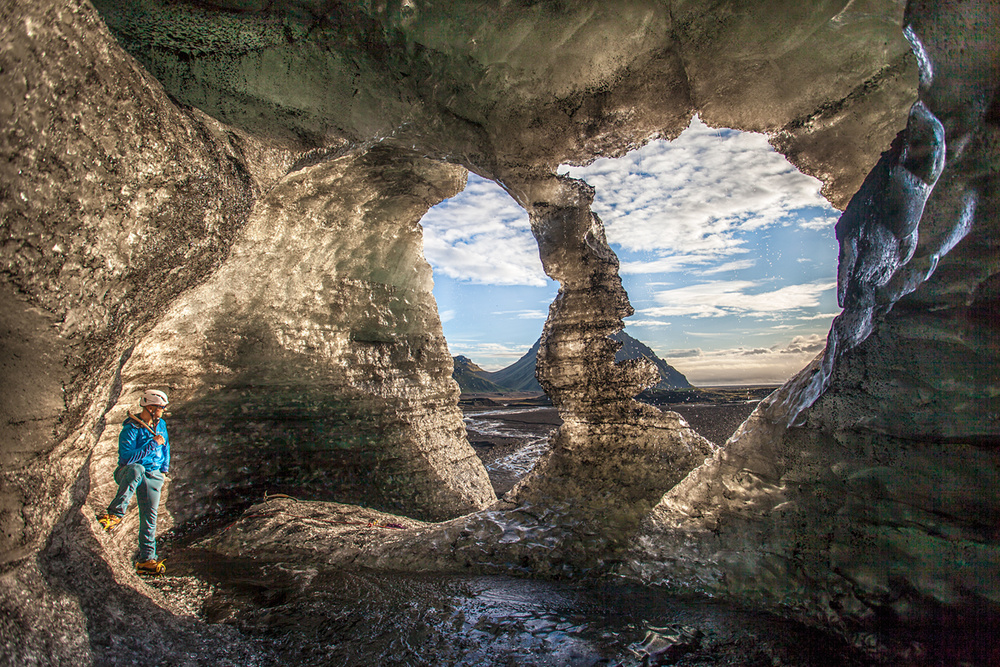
462, 406, 559, 496
153, 550, 866, 666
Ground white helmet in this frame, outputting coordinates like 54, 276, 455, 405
140, 389, 169, 407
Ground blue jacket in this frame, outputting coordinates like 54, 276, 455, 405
118, 415, 170, 473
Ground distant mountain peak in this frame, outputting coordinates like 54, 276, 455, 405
610, 331, 692, 390
453, 355, 486, 373
452, 331, 691, 394
452, 355, 507, 393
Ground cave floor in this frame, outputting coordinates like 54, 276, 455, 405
143, 545, 873, 666
131, 400, 972, 666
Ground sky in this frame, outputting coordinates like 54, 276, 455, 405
420, 116, 843, 386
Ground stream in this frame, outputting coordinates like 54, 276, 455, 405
463, 406, 558, 496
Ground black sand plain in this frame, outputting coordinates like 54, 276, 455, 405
462, 387, 775, 495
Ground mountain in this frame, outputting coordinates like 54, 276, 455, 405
611, 331, 692, 390
452, 332, 691, 393
451, 355, 508, 393
484, 339, 543, 392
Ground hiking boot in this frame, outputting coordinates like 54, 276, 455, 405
97, 514, 122, 532
136, 560, 165, 576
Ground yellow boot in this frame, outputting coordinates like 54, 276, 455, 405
136, 560, 165, 576
97, 514, 122, 532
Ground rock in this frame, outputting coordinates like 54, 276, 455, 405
0, 0, 295, 571
631, 624, 703, 666
467, 332, 692, 394
451, 356, 508, 394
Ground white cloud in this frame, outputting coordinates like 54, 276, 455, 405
560, 116, 838, 272
619, 250, 748, 275
425, 125, 837, 283
661, 348, 702, 358
778, 334, 827, 355
493, 309, 549, 320
439, 309, 456, 323
421, 175, 548, 286
798, 213, 840, 231
696, 259, 758, 276
660, 334, 828, 385
642, 280, 835, 318
624, 319, 672, 328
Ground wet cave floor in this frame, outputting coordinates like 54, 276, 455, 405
136, 401, 916, 665
145, 548, 874, 666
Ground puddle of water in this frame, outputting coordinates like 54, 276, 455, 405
145, 401, 987, 666
152, 549, 872, 667
143, 401, 993, 666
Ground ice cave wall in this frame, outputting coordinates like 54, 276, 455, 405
1, 0, 997, 661
2, 0, 917, 563
89, 147, 494, 531
0, 0, 292, 567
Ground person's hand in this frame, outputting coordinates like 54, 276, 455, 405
154, 435, 165, 446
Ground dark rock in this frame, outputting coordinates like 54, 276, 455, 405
611, 332, 692, 390
470, 331, 691, 394
478, 339, 545, 393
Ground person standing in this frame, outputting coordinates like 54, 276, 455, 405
97, 389, 171, 575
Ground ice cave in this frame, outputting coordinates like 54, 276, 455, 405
1, 0, 997, 664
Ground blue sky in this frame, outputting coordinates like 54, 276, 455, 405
420, 117, 842, 386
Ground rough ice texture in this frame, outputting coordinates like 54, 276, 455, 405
2, 0, 997, 663
89, 148, 495, 531
0, 0, 292, 570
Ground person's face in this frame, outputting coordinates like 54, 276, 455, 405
146, 404, 165, 420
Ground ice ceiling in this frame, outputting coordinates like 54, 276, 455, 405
0, 0, 997, 664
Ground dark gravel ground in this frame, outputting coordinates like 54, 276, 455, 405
464, 401, 760, 496
147, 551, 874, 667
465, 402, 759, 453
666, 402, 760, 447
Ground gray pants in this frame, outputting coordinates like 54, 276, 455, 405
107, 464, 164, 561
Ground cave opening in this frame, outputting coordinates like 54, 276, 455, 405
422, 127, 845, 389
421, 115, 845, 459
420, 173, 558, 380
558, 116, 843, 390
